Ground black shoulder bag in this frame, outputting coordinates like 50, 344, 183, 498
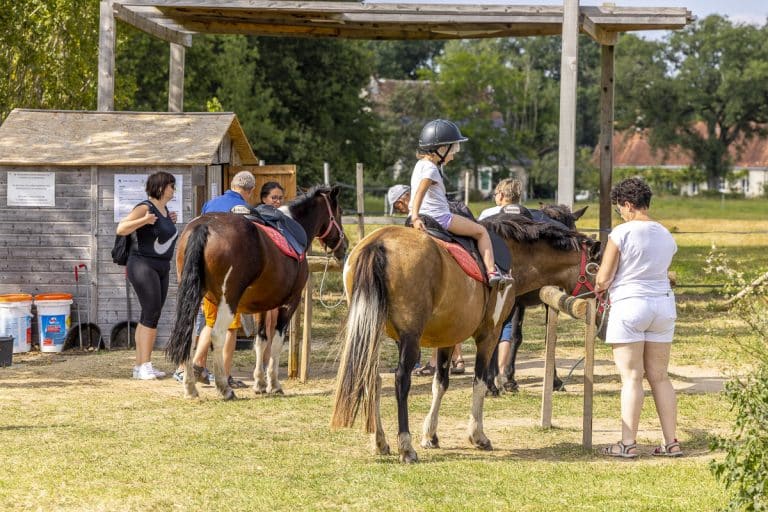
112, 201, 151, 265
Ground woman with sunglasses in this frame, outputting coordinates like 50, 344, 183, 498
116, 171, 178, 381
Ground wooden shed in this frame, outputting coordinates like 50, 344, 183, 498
0, 108, 264, 347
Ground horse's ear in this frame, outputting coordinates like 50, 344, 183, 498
572, 206, 588, 220
330, 185, 342, 200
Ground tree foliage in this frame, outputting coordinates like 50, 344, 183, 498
616, 16, 768, 189
0, 0, 99, 120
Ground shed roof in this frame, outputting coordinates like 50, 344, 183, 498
113, 1, 692, 45
0, 109, 258, 167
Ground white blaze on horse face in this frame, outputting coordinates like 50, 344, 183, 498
491, 282, 516, 326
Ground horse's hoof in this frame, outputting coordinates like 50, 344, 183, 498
421, 435, 440, 449
376, 444, 391, 456
503, 381, 519, 393
223, 390, 237, 400
554, 382, 567, 392
268, 388, 284, 395
183, 391, 199, 399
469, 436, 493, 451
485, 387, 500, 398
400, 451, 419, 464
253, 386, 267, 394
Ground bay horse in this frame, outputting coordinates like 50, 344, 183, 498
489, 204, 588, 394
331, 215, 600, 462
166, 185, 347, 399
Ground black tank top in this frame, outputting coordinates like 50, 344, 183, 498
133, 200, 178, 260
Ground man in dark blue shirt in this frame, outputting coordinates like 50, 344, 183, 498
176, 171, 255, 389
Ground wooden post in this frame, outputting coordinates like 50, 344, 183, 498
97, 0, 115, 111
599, 43, 615, 246
323, 162, 330, 186
557, 0, 579, 209
300, 273, 313, 383
288, 302, 300, 379
540, 305, 559, 428
356, 163, 365, 242
168, 43, 185, 112
464, 171, 470, 205
583, 297, 597, 449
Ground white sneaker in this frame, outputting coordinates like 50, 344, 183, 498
148, 363, 166, 379
134, 362, 157, 380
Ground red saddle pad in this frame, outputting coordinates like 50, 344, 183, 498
432, 238, 484, 283
253, 222, 305, 262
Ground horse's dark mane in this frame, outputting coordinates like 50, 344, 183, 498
288, 185, 335, 217
482, 214, 592, 252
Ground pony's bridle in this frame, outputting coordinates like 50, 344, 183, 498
317, 193, 345, 254
570, 242, 598, 298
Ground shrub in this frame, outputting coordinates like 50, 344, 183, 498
707, 248, 768, 511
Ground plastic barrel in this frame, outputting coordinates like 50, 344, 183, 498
0, 293, 33, 353
34, 293, 73, 353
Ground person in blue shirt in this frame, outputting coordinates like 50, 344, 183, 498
174, 171, 255, 389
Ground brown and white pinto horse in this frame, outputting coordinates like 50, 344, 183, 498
331, 215, 600, 462
166, 185, 347, 399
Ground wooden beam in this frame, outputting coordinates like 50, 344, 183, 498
114, 4, 193, 46
97, 0, 116, 112
581, 14, 618, 45
599, 44, 615, 246
168, 43, 185, 112
557, 0, 579, 209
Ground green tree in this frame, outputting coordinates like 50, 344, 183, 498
0, 0, 99, 120
616, 16, 768, 189
365, 40, 445, 79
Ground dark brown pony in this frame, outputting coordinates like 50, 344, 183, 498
331, 216, 600, 462
490, 204, 588, 394
166, 185, 347, 399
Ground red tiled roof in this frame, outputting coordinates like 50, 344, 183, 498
610, 125, 768, 168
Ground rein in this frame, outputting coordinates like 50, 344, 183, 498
317, 193, 345, 254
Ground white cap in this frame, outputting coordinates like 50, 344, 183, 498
386, 184, 410, 215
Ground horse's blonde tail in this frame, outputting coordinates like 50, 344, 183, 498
331, 242, 387, 433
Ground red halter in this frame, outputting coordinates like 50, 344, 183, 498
317, 193, 345, 253
570, 242, 597, 297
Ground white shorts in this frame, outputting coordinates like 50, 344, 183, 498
604, 294, 676, 344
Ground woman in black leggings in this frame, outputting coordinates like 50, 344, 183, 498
116, 172, 178, 380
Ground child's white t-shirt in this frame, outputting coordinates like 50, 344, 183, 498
408, 159, 450, 218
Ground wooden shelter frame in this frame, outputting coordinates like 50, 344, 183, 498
98, 0, 691, 242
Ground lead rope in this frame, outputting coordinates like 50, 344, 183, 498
317, 253, 345, 309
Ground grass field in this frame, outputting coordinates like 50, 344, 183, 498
1, 197, 765, 511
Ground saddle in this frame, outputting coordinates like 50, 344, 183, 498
406, 201, 511, 280
232, 204, 308, 259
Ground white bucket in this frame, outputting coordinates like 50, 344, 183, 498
0, 294, 33, 353
34, 293, 73, 353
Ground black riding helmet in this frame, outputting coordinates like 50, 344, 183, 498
418, 119, 468, 152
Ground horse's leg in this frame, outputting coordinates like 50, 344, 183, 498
468, 332, 496, 451
394, 334, 421, 463
265, 322, 286, 395
183, 357, 198, 399
252, 313, 268, 394
211, 303, 236, 400
504, 305, 524, 393
371, 373, 390, 456
486, 343, 501, 397
421, 346, 453, 449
